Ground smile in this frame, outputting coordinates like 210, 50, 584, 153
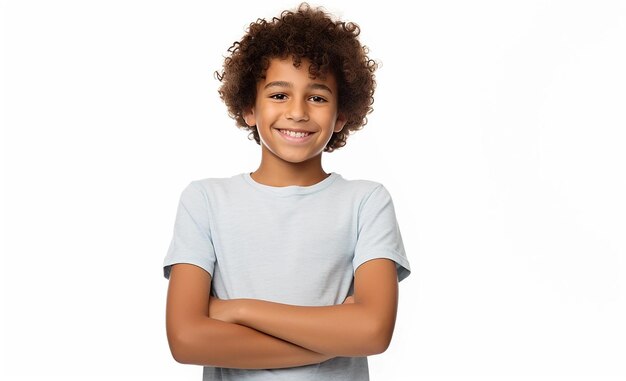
278, 129, 312, 138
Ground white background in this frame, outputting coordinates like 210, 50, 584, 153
2, 0, 625, 380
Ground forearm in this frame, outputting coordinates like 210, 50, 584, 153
171, 317, 333, 369
205, 260, 398, 358
234, 300, 384, 357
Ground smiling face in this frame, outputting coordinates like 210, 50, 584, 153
243, 57, 346, 167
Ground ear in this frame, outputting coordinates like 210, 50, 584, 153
333, 113, 347, 133
242, 108, 256, 127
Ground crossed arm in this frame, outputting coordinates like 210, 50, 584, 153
165, 258, 399, 369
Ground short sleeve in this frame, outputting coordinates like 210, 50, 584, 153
163, 181, 216, 279
353, 185, 411, 282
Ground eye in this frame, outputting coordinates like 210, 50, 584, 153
309, 95, 327, 103
269, 93, 287, 100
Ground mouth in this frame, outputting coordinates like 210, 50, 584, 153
277, 129, 313, 138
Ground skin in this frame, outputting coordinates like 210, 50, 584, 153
165, 56, 400, 368
207, 258, 398, 357
166, 264, 337, 368
243, 57, 347, 187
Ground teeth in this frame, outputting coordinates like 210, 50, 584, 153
281, 129, 310, 138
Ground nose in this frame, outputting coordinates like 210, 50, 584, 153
285, 99, 309, 122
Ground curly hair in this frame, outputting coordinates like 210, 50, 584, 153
215, 2, 377, 152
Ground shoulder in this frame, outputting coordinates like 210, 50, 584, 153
325, 174, 397, 216
174, 174, 248, 207
333, 174, 392, 202
186, 173, 248, 193
333, 173, 382, 193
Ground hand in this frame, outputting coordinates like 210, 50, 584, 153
342, 295, 355, 304
208, 295, 238, 323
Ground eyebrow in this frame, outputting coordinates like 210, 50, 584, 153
263, 81, 333, 94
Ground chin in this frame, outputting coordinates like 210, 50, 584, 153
280, 156, 311, 164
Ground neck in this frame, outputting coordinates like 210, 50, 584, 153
251, 149, 329, 187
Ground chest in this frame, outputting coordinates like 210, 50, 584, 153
208, 195, 357, 293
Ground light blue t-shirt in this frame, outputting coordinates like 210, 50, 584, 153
163, 172, 411, 381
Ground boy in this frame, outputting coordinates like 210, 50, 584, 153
163, 3, 411, 380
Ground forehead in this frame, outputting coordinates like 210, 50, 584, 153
261, 57, 338, 90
